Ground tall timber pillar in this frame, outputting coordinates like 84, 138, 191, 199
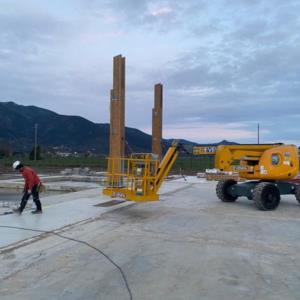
109, 55, 126, 183
152, 83, 163, 159
110, 55, 125, 158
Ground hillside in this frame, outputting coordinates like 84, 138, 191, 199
0, 102, 153, 153
0, 102, 238, 154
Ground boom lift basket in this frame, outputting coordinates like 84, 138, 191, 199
103, 153, 160, 201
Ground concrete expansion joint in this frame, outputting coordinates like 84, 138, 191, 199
0, 202, 135, 254
161, 183, 194, 196
0, 218, 94, 254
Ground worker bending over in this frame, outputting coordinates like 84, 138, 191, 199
12, 161, 43, 214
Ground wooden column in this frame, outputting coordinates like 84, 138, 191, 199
108, 55, 125, 186
152, 83, 163, 158
110, 55, 126, 158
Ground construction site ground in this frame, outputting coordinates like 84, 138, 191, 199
1, 176, 300, 300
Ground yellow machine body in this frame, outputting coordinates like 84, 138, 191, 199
103, 142, 179, 201
214, 144, 299, 180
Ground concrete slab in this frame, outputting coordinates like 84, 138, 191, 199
1, 177, 300, 300
0, 178, 196, 250
0, 188, 127, 249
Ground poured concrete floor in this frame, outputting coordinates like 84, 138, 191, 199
1, 177, 300, 300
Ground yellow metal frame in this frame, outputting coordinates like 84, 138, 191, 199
103, 141, 180, 201
103, 155, 159, 201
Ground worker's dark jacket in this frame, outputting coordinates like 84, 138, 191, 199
20, 167, 40, 190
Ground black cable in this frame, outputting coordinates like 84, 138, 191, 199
125, 139, 134, 155
0, 225, 133, 300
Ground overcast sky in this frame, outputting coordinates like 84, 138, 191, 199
0, 0, 299, 144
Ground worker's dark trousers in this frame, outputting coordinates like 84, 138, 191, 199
19, 185, 42, 212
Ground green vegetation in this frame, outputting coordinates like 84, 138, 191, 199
0, 155, 108, 170
0, 154, 214, 174
172, 155, 215, 174
29, 145, 42, 160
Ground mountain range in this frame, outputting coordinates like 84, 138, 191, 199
0, 101, 236, 154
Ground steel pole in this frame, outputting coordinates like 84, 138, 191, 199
34, 123, 38, 161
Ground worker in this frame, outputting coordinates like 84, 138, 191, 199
12, 161, 43, 214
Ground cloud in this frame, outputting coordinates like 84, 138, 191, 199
150, 6, 173, 17
143, 121, 259, 143
82, 0, 184, 32
0, 11, 70, 53
138, 0, 300, 143
0, 0, 300, 145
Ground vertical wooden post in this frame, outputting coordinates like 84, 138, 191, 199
109, 55, 126, 185
110, 55, 125, 158
152, 83, 163, 158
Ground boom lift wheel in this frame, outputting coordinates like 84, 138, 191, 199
253, 182, 280, 211
216, 179, 238, 202
295, 185, 300, 204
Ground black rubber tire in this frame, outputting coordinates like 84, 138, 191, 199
253, 182, 280, 211
216, 179, 238, 202
295, 185, 300, 204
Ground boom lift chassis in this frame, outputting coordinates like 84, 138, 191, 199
217, 179, 300, 210
213, 143, 300, 210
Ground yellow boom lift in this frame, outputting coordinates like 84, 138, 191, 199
212, 143, 300, 210
103, 142, 300, 210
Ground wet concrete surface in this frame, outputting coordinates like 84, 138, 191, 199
0, 177, 300, 300
0, 189, 66, 202
0, 176, 102, 214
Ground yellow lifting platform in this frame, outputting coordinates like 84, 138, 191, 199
103, 141, 180, 201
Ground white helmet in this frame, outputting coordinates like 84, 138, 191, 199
12, 161, 21, 170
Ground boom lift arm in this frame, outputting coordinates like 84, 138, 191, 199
155, 141, 183, 190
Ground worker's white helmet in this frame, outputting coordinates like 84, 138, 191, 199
12, 161, 21, 170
